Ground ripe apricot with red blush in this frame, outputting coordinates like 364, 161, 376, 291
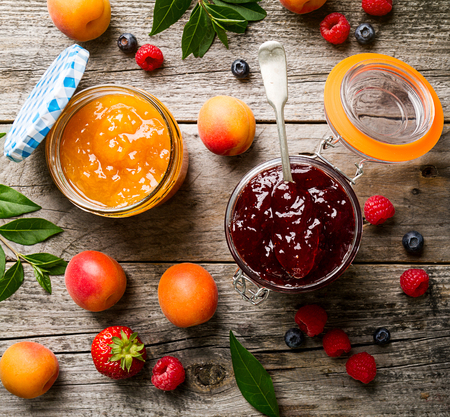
65, 250, 126, 312
158, 263, 218, 327
197, 96, 255, 156
0, 342, 59, 399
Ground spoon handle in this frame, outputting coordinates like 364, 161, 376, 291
258, 41, 293, 183
274, 106, 292, 182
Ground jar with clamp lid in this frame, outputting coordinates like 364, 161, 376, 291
225, 53, 444, 305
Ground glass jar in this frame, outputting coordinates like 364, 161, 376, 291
46, 85, 188, 218
225, 156, 363, 304
225, 53, 443, 305
324, 53, 443, 163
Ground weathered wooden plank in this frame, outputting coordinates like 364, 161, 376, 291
0, 0, 449, 121
1, 123, 449, 264
0, 263, 449, 416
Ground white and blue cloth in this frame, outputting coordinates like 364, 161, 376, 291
4, 44, 89, 162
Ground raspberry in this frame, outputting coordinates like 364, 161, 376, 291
135, 44, 164, 71
362, 0, 392, 16
320, 13, 351, 45
151, 356, 185, 391
400, 268, 429, 297
346, 352, 376, 384
294, 304, 327, 337
364, 195, 395, 225
322, 329, 351, 357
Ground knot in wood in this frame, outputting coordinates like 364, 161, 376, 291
193, 364, 226, 387
421, 165, 438, 178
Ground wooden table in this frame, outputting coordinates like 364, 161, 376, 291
1, 0, 450, 415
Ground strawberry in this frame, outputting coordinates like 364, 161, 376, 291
91, 326, 147, 380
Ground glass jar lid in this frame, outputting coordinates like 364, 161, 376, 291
324, 53, 443, 163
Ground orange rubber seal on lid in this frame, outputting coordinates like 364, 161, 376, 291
324, 53, 444, 162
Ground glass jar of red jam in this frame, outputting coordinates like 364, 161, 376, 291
225, 156, 363, 303
46, 85, 188, 217
225, 53, 443, 304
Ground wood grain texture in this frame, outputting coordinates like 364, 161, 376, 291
1, 124, 449, 264
1, 263, 449, 416
0, 0, 449, 122
1, 0, 450, 415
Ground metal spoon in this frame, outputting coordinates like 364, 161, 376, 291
258, 41, 293, 182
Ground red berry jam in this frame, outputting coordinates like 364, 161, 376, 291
230, 164, 356, 287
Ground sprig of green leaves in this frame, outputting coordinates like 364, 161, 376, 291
0, 185, 66, 301
150, 0, 266, 59
230, 331, 280, 417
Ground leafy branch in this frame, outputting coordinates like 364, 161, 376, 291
150, 0, 267, 59
0, 185, 67, 302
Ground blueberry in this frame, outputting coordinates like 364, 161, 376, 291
354, 23, 376, 45
402, 231, 424, 253
118, 33, 138, 54
231, 59, 250, 79
373, 327, 391, 345
284, 328, 304, 348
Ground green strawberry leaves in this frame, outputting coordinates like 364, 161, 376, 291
150, 0, 267, 59
0, 184, 66, 302
230, 331, 280, 417
108, 330, 146, 372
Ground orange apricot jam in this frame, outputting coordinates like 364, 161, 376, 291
59, 93, 171, 208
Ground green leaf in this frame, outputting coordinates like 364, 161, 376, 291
216, 0, 261, 4
41, 263, 67, 276
212, 21, 229, 48
33, 266, 51, 294
230, 331, 279, 417
205, 4, 248, 33
197, 11, 216, 58
22, 253, 65, 268
150, 0, 192, 36
0, 245, 5, 278
0, 184, 41, 219
213, 0, 266, 21
0, 133, 6, 139
181, 5, 205, 59
0, 218, 63, 245
0, 261, 24, 302
23, 253, 67, 275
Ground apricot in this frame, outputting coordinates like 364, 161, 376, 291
278, 0, 327, 14
197, 95, 256, 156
65, 250, 126, 312
158, 263, 218, 328
0, 342, 59, 399
47, 0, 111, 42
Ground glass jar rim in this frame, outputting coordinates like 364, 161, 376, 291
46, 84, 180, 216
341, 60, 435, 145
224, 156, 363, 293
324, 53, 444, 163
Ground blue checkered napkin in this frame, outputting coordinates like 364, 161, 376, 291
4, 44, 89, 162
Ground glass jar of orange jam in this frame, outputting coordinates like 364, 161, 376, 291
46, 85, 188, 217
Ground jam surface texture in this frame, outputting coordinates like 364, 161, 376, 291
230, 164, 356, 287
59, 93, 171, 208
